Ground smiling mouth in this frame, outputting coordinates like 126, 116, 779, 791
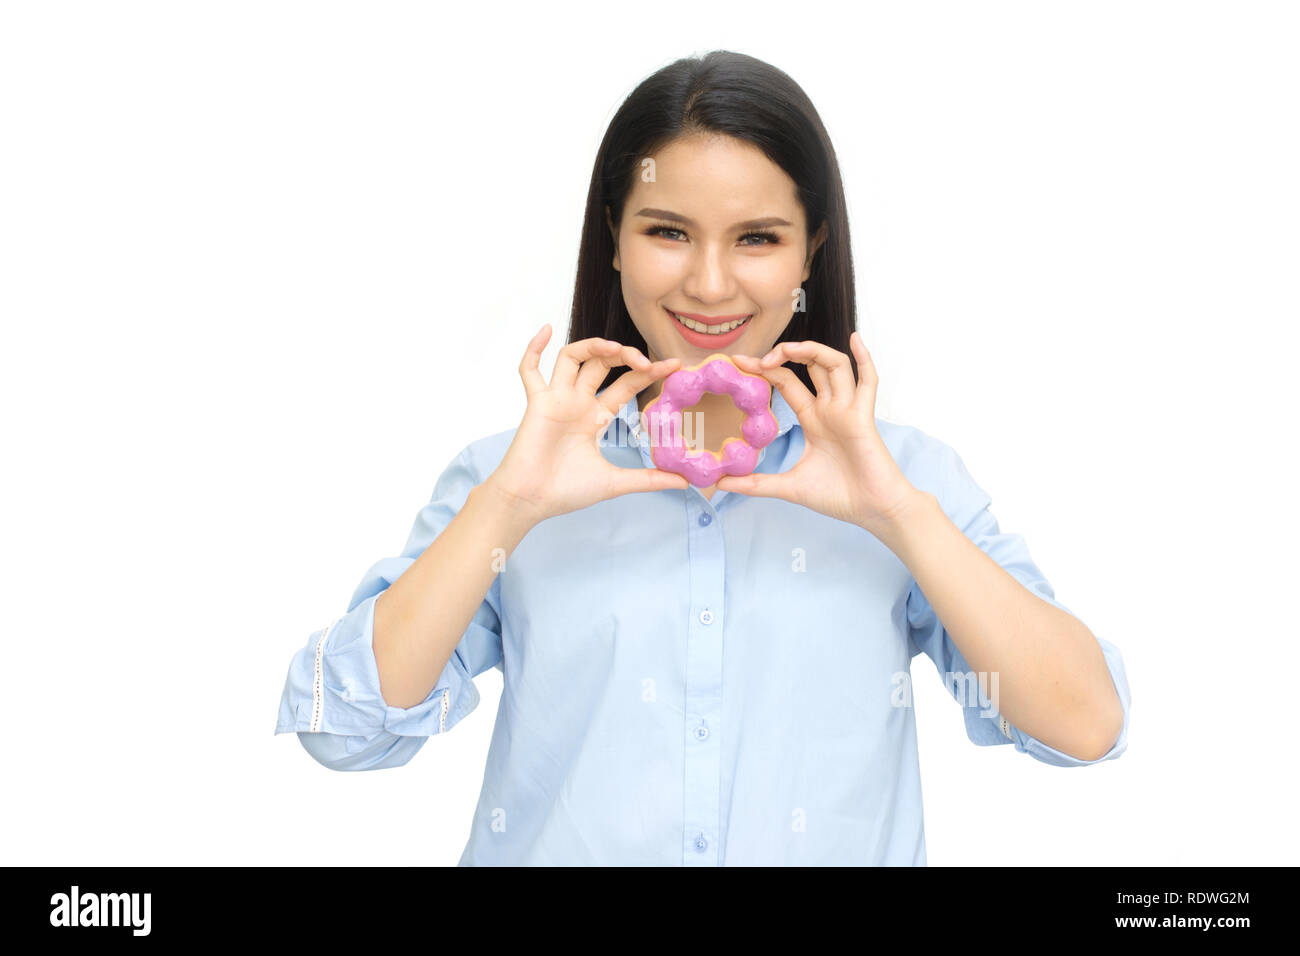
666, 308, 753, 334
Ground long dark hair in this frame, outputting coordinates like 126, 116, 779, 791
568, 50, 858, 397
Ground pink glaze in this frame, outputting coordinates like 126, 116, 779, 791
643, 353, 778, 487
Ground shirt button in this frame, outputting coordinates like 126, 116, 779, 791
698, 512, 712, 526
695, 723, 709, 740
699, 609, 714, 625
694, 833, 708, 852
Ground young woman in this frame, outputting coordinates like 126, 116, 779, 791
275, 50, 1130, 866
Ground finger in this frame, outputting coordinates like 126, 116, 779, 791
849, 330, 879, 412
762, 341, 830, 399
763, 340, 853, 403
576, 342, 651, 395
596, 357, 682, 420
608, 462, 691, 497
518, 324, 552, 399
715, 468, 797, 501
743, 361, 817, 422
553, 337, 622, 389
806, 358, 832, 402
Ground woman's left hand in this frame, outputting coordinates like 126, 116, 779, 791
717, 332, 923, 532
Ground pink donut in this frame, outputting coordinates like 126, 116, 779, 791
643, 352, 779, 487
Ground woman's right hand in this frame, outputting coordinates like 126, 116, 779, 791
483, 324, 691, 524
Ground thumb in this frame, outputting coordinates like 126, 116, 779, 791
714, 471, 791, 499
610, 464, 691, 497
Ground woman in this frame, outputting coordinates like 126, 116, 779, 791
275, 50, 1130, 866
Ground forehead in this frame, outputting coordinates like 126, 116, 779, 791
624, 133, 803, 226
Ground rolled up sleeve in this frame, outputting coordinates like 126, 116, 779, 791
274, 446, 504, 771
904, 435, 1131, 768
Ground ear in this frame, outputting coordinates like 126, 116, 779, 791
801, 219, 829, 283
606, 205, 620, 272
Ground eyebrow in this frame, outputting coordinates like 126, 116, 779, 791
633, 208, 793, 230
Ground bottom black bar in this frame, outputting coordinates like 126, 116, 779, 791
6, 865, 1281, 939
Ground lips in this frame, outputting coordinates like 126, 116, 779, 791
669, 308, 752, 325
666, 306, 752, 348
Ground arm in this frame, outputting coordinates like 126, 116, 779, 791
277, 330, 681, 771
718, 338, 1126, 765
873, 490, 1124, 763
274, 450, 533, 771
373, 478, 536, 709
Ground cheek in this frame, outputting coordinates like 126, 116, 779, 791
620, 242, 680, 292
744, 256, 806, 312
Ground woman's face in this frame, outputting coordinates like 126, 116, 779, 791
607, 133, 826, 365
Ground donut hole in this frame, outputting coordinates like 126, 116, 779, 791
678, 396, 740, 457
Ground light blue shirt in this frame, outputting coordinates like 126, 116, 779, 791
275, 385, 1131, 865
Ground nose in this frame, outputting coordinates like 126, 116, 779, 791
680, 243, 736, 305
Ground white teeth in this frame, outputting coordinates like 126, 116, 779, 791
671, 311, 750, 334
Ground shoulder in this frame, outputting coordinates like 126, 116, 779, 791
448, 423, 520, 486
874, 417, 967, 491
874, 417, 992, 522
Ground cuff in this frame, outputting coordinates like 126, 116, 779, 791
274, 592, 482, 738
960, 574, 1132, 767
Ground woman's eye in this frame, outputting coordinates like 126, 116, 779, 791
647, 225, 685, 241
646, 226, 780, 246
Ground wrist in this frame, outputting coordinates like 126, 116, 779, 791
476, 475, 547, 535
858, 486, 940, 551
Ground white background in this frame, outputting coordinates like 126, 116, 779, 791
2, 0, 1296, 866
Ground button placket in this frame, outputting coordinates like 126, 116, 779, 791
684, 485, 724, 867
